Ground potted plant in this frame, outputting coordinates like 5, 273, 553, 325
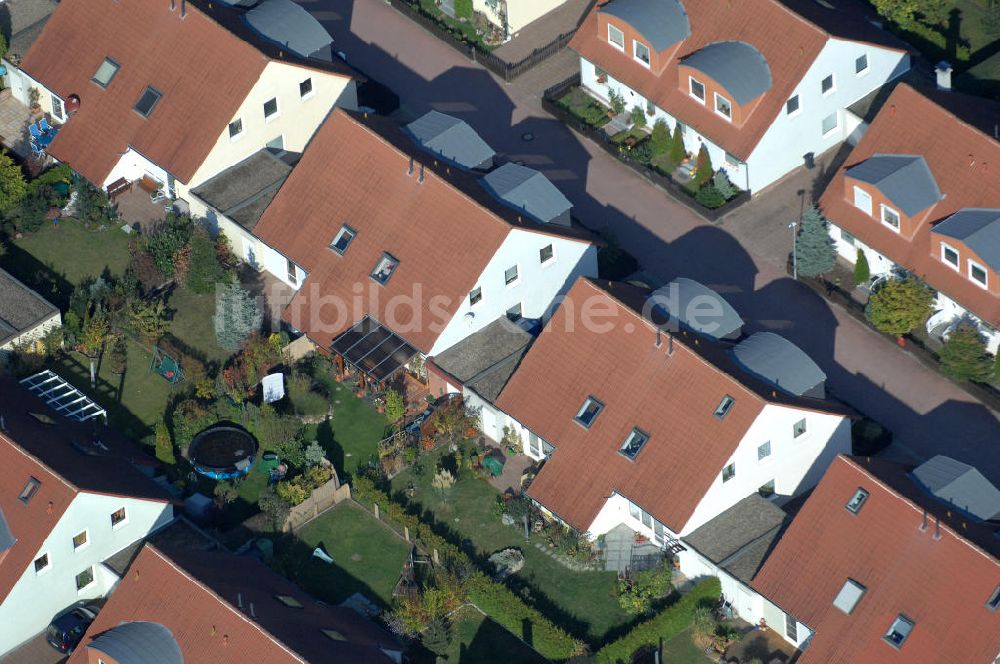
28, 87, 40, 113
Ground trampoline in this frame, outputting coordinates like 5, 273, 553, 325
187, 424, 258, 480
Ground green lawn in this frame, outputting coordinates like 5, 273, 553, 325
661, 629, 707, 664
391, 448, 630, 643
410, 606, 550, 664
294, 501, 410, 608
306, 381, 390, 479
166, 285, 232, 366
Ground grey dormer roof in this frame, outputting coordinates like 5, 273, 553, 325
481, 163, 572, 225
0, 267, 59, 347
244, 0, 333, 59
89, 621, 183, 664
650, 278, 743, 341
931, 209, 1000, 272
680, 41, 772, 105
192, 149, 296, 232
0, 508, 14, 554
912, 455, 1000, 521
405, 111, 496, 171
733, 332, 826, 398
598, 0, 691, 52
845, 154, 943, 217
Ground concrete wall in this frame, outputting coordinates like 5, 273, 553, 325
430, 229, 597, 355
0, 494, 173, 655
474, 0, 568, 35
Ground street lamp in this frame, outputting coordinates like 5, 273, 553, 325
789, 220, 799, 280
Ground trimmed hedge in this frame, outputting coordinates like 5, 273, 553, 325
351, 477, 584, 659
595, 577, 720, 664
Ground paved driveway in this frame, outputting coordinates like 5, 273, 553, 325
299, 0, 1000, 479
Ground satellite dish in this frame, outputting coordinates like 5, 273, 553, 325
464, 311, 475, 326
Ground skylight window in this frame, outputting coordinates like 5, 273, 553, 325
833, 578, 866, 614
986, 585, 1000, 611
92, 58, 120, 88
330, 225, 356, 255
619, 428, 649, 460
883, 614, 914, 649
323, 629, 347, 642
370, 253, 399, 285
18, 477, 40, 504
575, 397, 604, 429
276, 594, 303, 608
134, 87, 162, 118
715, 396, 735, 419
846, 487, 869, 514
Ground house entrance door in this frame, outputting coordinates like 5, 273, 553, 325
736, 586, 754, 621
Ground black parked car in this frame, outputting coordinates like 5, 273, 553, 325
46, 604, 100, 654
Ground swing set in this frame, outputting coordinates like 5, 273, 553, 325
150, 346, 184, 384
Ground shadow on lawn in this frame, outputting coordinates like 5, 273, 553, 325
49, 352, 153, 440
0, 239, 75, 309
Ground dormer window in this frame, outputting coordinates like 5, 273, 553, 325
714, 93, 732, 120
633, 40, 651, 67
880, 204, 900, 231
18, 477, 40, 504
853, 186, 872, 215
575, 396, 604, 429
689, 77, 705, 103
884, 615, 914, 649
92, 58, 120, 88
370, 253, 399, 285
619, 428, 649, 460
608, 24, 625, 50
969, 259, 988, 289
714, 395, 735, 419
846, 487, 869, 513
941, 243, 959, 270
134, 87, 162, 118
330, 225, 356, 255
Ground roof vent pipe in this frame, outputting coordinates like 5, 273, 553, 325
237, 592, 243, 609
667, 332, 674, 356
418, 163, 425, 184
933, 516, 942, 541
919, 509, 928, 532
170, 0, 176, 10
407, 157, 414, 177
936, 61, 952, 91
656, 328, 662, 348
250, 603, 256, 619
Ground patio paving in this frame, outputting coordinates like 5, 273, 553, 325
725, 624, 799, 664
486, 447, 535, 495
491, 0, 591, 64
601, 522, 665, 573
0, 94, 36, 160
112, 186, 170, 232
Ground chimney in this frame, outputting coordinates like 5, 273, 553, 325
936, 61, 952, 91
0, 414, 5, 432
180, 0, 186, 18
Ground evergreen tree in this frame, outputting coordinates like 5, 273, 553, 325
650, 119, 671, 156
669, 124, 686, 166
865, 277, 934, 336
713, 170, 738, 199
940, 321, 994, 382
214, 281, 262, 351
795, 206, 836, 278
694, 145, 713, 185
853, 248, 871, 285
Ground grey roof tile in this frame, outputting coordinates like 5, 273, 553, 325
192, 149, 296, 232
931, 208, 1000, 272
845, 154, 943, 217
680, 41, 772, 105
405, 111, 496, 171
912, 455, 1000, 521
433, 317, 533, 403
481, 163, 572, 224
244, 0, 332, 58
0, 268, 59, 347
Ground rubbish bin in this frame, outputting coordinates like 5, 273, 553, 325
803, 152, 815, 169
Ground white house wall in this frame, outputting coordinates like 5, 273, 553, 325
682, 405, 850, 534
746, 39, 908, 193
0, 493, 173, 655
0, 311, 61, 355
474, 0, 568, 34
102, 148, 172, 196
430, 229, 597, 355
180, 62, 357, 194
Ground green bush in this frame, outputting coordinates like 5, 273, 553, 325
454, 0, 472, 18
650, 119, 670, 156
695, 185, 726, 209
939, 321, 994, 382
669, 124, 686, 165
630, 139, 655, 166
852, 417, 893, 456
287, 374, 329, 417
595, 577, 721, 664
694, 145, 713, 186
186, 225, 225, 294
853, 248, 871, 285
630, 105, 646, 129
865, 276, 934, 336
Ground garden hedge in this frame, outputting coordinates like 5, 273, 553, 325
595, 577, 720, 664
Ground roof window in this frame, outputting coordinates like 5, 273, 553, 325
330, 225, 356, 255
370, 253, 399, 285
714, 395, 735, 419
883, 614, 914, 649
18, 477, 40, 504
92, 58, 119, 88
575, 396, 604, 429
986, 586, 1000, 611
276, 594, 303, 608
134, 86, 162, 118
833, 578, 866, 614
619, 428, 649, 460
846, 487, 869, 514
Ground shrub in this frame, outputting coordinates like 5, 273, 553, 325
384, 388, 406, 424
630, 105, 646, 129
617, 563, 673, 614
154, 421, 175, 465
214, 480, 238, 506
258, 487, 291, 531
853, 248, 871, 285
669, 124, 686, 165
852, 417, 893, 456
144, 223, 189, 278
629, 139, 654, 166
287, 375, 328, 417
694, 145, 713, 186
185, 225, 225, 294
695, 185, 726, 209
865, 277, 934, 336
0, 150, 26, 213
170, 399, 214, 454
304, 440, 326, 467
422, 617, 452, 655
713, 169, 738, 200
650, 119, 670, 156
596, 577, 720, 664
939, 321, 994, 382
608, 88, 626, 115
276, 480, 309, 506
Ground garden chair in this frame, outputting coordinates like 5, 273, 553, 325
27, 123, 42, 140
29, 139, 43, 159
38, 117, 52, 133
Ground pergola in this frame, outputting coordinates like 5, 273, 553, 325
330, 316, 418, 385
19, 370, 108, 422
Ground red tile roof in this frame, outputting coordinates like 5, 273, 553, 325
66, 544, 399, 664
819, 83, 1000, 327
253, 110, 594, 353
495, 278, 841, 533
570, 0, 905, 160
752, 455, 1000, 664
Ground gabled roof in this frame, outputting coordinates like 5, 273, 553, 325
572, 0, 905, 160
0, 267, 59, 347
680, 41, 772, 105
0, 378, 172, 604
496, 278, 846, 533
67, 545, 399, 664
650, 277, 743, 341
753, 455, 1000, 664
844, 154, 942, 217
405, 110, 496, 171
244, 0, 333, 59
598, 0, 690, 51
818, 84, 1000, 329
20, 0, 354, 186
931, 209, 1000, 271
481, 163, 573, 225
912, 455, 1000, 521
732, 332, 826, 397
253, 110, 593, 354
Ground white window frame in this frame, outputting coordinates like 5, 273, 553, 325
539, 243, 556, 266
968, 259, 989, 289
72, 529, 90, 552
713, 92, 732, 121
633, 40, 651, 67
757, 441, 771, 460
821, 112, 838, 137
228, 118, 244, 142
575, 396, 604, 429
941, 242, 960, 270
75, 566, 95, 593
299, 77, 314, 100
263, 97, 280, 123
110, 506, 128, 530
793, 418, 807, 439
786, 94, 801, 116
880, 204, 900, 232
853, 186, 872, 215
92, 58, 120, 88
722, 462, 736, 483
469, 286, 483, 307
607, 24, 625, 50
34, 552, 51, 575
330, 225, 356, 255
689, 76, 706, 103
821, 74, 836, 96
855, 53, 870, 76
51, 95, 66, 122
504, 264, 520, 287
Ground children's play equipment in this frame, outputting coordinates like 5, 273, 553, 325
150, 346, 184, 384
